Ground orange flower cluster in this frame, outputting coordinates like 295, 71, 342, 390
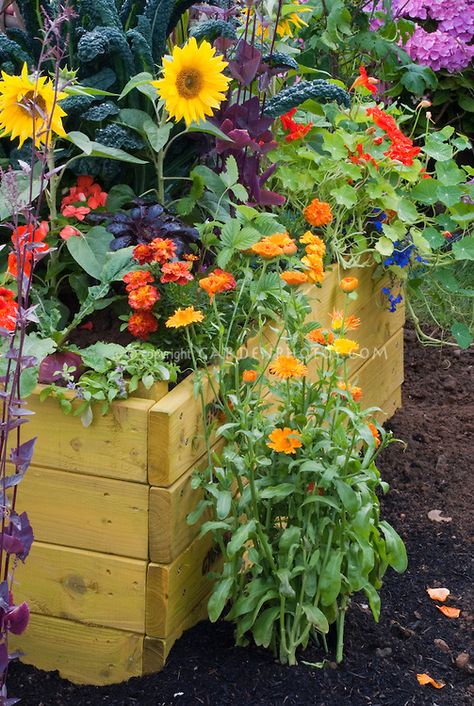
350, 66, 378, 94
60, 175, 108, 221
367, 106, 421, 166
267, 427, 302, 455
133, 238, 177, 265
251, 232, 297, 259
337, 381, 362, 402
128, 285, 160, 311
160, 261, 194, 285
124, 269, 159, 339
0, 287, 18, 331
280, 108, 313, 143
165, 306, 204, 329
269, 354, 307, 379
303, 199, 333, 228
199, 268, 236, 302
8, 221, 49, 278
300, 231, 326, 284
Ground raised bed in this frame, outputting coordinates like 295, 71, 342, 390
10, 266, 405, 685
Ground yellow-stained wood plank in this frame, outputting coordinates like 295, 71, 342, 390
14, 541, 146, 633
26, 391, 155, 482
146, 534, 221, 638
10, 613, 144, 685
148, 266, 404, 487
375, 386, 402, 424
16, 466, 149, 559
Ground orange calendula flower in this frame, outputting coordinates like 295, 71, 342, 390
329, 338, 359, 357
267, 427, 302, 455
416, 674, 445, 689
300, 231, 325, 250
242, 369, 257, 383
339, 276, 358, 293
269, 355, 308, 379
303, 199, 333, 227
123, 270, 154, 292
199, 268, 236, 302
128, 310, 158, 340
307, 328, 334, 346
149, 237, 177, 264
165, 306, 204, 328
250, 240, 282, 259
436, 605, 460, 619
128, 285, 160, 311
426, 588, 450, 602
280, 271, 308, 286
330, 310, 360, 332
368, 422, 380, 448
160, 261, 194, 285
266, 232, 297, 255
337, 381, 363, 402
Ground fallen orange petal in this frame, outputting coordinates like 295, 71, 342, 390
427, 587, 450, 602
436, 605, 460, 618
417, 673, 445, 689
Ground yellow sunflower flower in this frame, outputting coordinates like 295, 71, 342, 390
0, 63, 67, 147
165, 306, 204, 328
153, 38, 230, 126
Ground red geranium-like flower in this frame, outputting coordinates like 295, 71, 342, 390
59, 225, 81, 241
160, 261, 194, 285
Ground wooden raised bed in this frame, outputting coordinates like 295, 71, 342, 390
11, 266, 405, 685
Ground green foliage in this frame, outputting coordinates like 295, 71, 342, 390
264, 80, 350, 118
190, 19, 237, 43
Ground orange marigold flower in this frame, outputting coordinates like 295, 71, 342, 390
301, 254, 324, 283
269, 355, 308, 379
267, 427, 302, 455
128, 310, 158, 340
337, 381, 362, 402
307, 327, 334, 346
165, 306, 204, 328
133, 244, 154, 265
183, 253, 199, 261
339, 276, 358, 293
330, 310, 360, 332
123, 270, 154, 292
242, 369, 257, 383
199, 268, 236, 302
160, 261, 194, 285
266, 232, 297, 255
280, 271, 308, 286
149, 237, 177, 264
250, 240, 282, 258
303, 199, 333, 227
128, 285, 160, 311
305, 242, 326, 258
368, 422, 380, 448
329, 338, 359, 357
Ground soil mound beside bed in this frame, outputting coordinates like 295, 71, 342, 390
10, 328, 474, 706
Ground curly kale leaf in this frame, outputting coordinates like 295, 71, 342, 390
83, 102, 121, 122
264, 80, 350, 118
142, 0, 176, 61
76, 0, 122, 30
262, 51, 298, 71
190, 19, 237, 43
96, 124, 145, 151
77, 27, 136, 76
0, 34, 33, 71
127, 29, 154, 73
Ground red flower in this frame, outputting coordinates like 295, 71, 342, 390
128, 285, 160, 311
367, 106, 421, 166
61, 204, 91, 221
133, 244, 154, 265
128, 311, 158, 339
149, 238, 177, 264
59, 225, 81, 240
160, 261, 194, 285
123, 270, 154, 292
349, 143, 379, 169
8, 221, 49, 277
351, 66, 378, 94
61, 177, 108, 215
0, 287, 18, 331
280, 108, 313, 143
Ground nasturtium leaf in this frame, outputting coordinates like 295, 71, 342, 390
422, 227, 445, 250
452, 235, 474, 261
449, 203, 474, 225
436, 184, 463, 207
451, 321, 472, 349
333, 184, 357, 208
396, 198, 419, 224
410, 179, 440, 205
375, 236, 394, 257
422, 134, 452, 161
382, 221, 407, 241
435, 161, 465, 185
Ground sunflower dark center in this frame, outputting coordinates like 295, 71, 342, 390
176, 69, 203, 99
19, 91, 47, 118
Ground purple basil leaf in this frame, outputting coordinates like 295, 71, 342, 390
38, 352, 83, 385
256, 189, 286, 206
13, 512, 33, 562
0, 534, 24, 556
5, 602, 29, 635
0, 580, 9, 611
9, 437, 36, 474
0, 646, 8, 675
229, 41, 262, 85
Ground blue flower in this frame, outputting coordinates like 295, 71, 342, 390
382, 287, 403, 313
383, 240, 415, 268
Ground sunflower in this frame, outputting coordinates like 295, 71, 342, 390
269, 355, 308, 379
0, 63, 67, 147
267, 427, 302, 455
153, 38, 230, 126
165, 306, 204, 328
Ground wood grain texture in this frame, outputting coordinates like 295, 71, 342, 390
25, 391, 155, 482
146, 534, 221, 638
10, 613, 144, 685
14, 541, 146, 632
16, 466, 149, 559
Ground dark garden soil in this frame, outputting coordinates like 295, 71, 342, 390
10, 328, 474, 706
